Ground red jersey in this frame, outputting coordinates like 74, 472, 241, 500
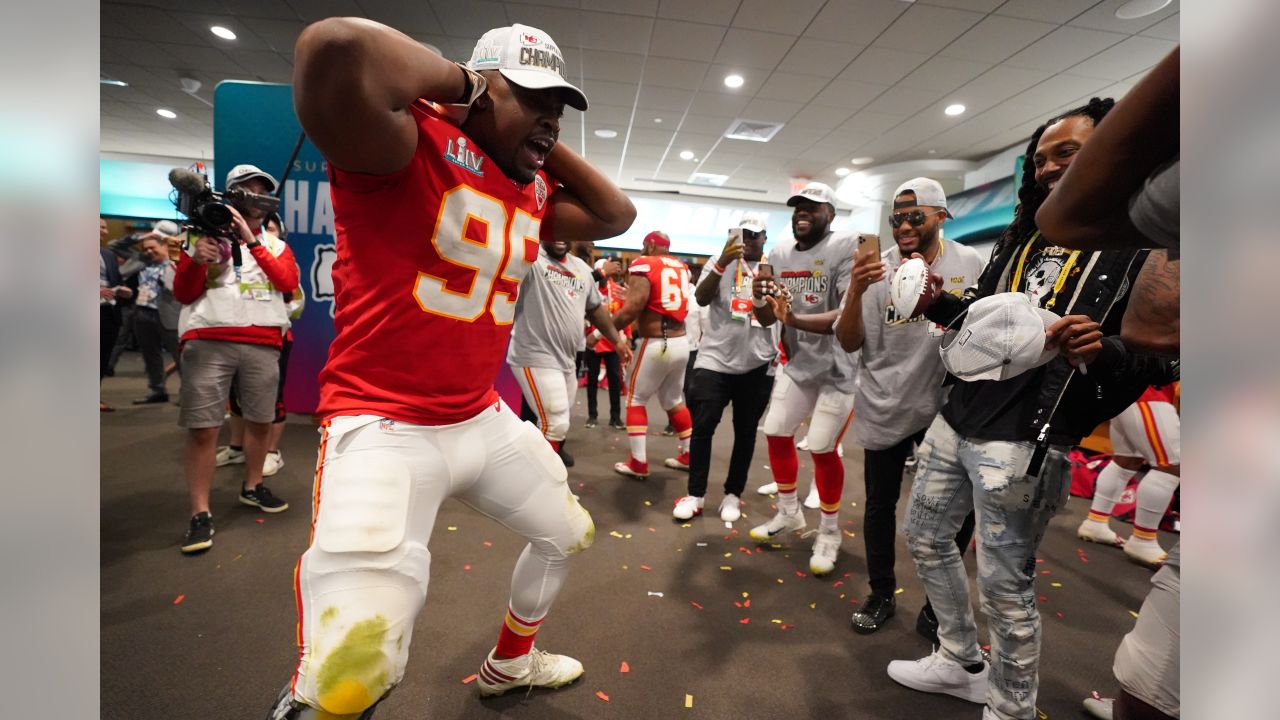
627, 254, 690, 322
593, 278, 628, 352
1139, 382, 1179, 406
319, 101, 555, 425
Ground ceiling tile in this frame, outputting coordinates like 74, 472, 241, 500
359, 0, 446, 34
1003, 73, 1111, 114
814, 79, 890, 110
583, 104, 637, 125
657, 0, 740, 25
169, 13, 274, 52
579, 50, 646, 84
624, 128, 676, 145
862, 85, 947, 116
916, 0, 1005, 10
754, 72, 831, 103
231, 50, 295, 83
581, 80, 642, 107
154, 42, 252, 76
697, 64, 763, 93
897, 56, 993, 93
712, 28, 797, 71
1003, 26, 1128, 72
504, 0, 576, 9
741, 98, 800, 123
837, 47, 931, 85
577, 11, 655, 54
587, 0, 660, 17
636, 85, 696, 112
286, 0, 363, 22
833, 110, 906, 138
952, 64, 1052, 106
1068, 0, 1180, 34
872, 4, 986, 55
688, 90, 750, 117
642, 57, 710, 91
805, 0, 908, 44
245, 18, 307, 54
504, 5, 579, 43
732, 0, 824, 36
678, 114, 738, 134
993, 0, 1098, 23
429, 0, 510, 38
102, 18, 143, 40
939, 15, 1058, 64
1139, 13, 1179, 40
784, 105, 854, 132
108, 6, 207, 45
219, 0, 300, 21
1066, 36, 1175, 80
777, 38, 866, 77
648, 20, 725, 62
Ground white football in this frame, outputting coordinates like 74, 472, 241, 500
889, 257, 932, 319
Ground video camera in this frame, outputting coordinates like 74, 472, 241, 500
168, 167, 280, 239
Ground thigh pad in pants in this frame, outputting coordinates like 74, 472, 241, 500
761, 370, 818, 438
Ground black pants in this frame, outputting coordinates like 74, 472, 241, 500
100, 305, 120, 380
107, 304, 136, 371
863, 428, 976, 598
682, 350, 698, 412
584, 348, 622, 421
133, 307, 168, 397
687, 364, 774, 498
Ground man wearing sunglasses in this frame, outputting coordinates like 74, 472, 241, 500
834, 178, 984, 637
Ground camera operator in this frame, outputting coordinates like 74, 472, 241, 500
171, 164, 299, 554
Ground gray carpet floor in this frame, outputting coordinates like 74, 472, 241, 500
101, 354, 1173, 719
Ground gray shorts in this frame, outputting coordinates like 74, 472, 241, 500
179, 339, 280, 428
1114, 562, 1180, 718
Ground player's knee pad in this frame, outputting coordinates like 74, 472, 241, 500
806, 393, 852, 454
546, 412, 570, 443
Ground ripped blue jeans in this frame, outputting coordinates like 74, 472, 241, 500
902, 415, 1071, 720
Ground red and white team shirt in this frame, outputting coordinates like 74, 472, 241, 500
626, 254, 690, 323
318, 101, 556, 425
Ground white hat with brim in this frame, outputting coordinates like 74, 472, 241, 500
940, 292, 1061, 382
787, 181, 836, 208
468, 24, 588, 111
739, 212, 768, 233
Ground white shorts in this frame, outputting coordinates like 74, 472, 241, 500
512, 365, 577, 442
289, 402, 594, 714
1111, 400, 1180, 466
625, 334, 690, 411
761, 366, 855, 454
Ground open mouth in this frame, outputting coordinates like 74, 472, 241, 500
524, 136, 555, 169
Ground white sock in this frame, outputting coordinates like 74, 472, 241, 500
628, 432, 646, 463
819, 511, 839, 533
778, 491, 799, 514
1089, 462, 1138, 516
1134, 469, 1179, 532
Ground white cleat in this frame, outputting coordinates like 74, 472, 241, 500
756, 482, 779, 496
663, 453, 690, 471
1124, 537, 1168, 567
1077, 519, 1124, 547
887, 650, 988, 704
719, 494, 742, 523
672, 495, 704, 520
808, 527, 841, 575
748, 507, 806, 542
477, 647, 584, 697
803, 482, 821, 510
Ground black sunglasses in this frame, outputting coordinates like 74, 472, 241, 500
888, 210, 942, 227
742, 229, 764, 240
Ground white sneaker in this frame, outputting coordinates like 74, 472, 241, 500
808, 527, 841, 575
1077, 518, 1124, 547
663, 453, 691, 471
803, 481, 821, 509
1082, 696, 1115, 719
719, 494, 741, 523
887, 650, 988, 704
214, 445, 245, 467
477, 647, 584, 697
756, 481, 779, 496
796, 436, 811, 452
263, 450, 284, 477
672, 495, 704, 520
748, 507, 806, 542
1124, 537, 1168, 567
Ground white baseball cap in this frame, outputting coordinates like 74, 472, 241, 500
467, 24, 588, 111
787, 181, 836, 208
939, 293, 1061, 382
739, 212, 768, 233
152, 220, 181, 236
225, 164, 278, 193
894, 177, 953, 218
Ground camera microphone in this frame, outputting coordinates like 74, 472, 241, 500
168, 167, 208, 195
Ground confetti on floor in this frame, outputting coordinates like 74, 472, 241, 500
173, 594, 185, 605
720, 566, 733, 571
610, 531, 625, 538
685, 694, 694, 708
697, 542, 708, 547
744, 599, 751, 608
834, 580, 845, 588
740, 618, 750, 624
1051, 582, 1063, 588
596, 691, 610, 702
462, 674, 477, 684
795, 571, 806, 577
483, 541, 492, 547
640, 565, 652, 571
742, 592, 750, 598
690, 601, 703, 610
771, 619, 782, 624
1129, 610, 1140, 618
620, 661, 630, 673
648, 591, 664, 598
894, 587, 903, 594
464, 564, 472, 571
255, 518, 265, 524
780, 624, 795, 630
681, 523, 692, 528
447, 526, 457, 531
648, 527, 656, 532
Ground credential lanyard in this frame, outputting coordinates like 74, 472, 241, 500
1010, 231, 1081, 310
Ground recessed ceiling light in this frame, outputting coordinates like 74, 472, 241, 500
156, 109, 177, 119
835, 167, 851, 177
850, 157, 874, 165
210, 26, 236, 40
1115, 0, 1172, 19
654, 117, 663, 124
724, 74, 745, 89
594, 129, 618, 139
944, 103, 966, 116
679, 150, 696, 161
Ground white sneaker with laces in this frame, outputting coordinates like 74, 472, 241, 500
756, 482, 779, 496
887, 650, 988, 704
719, 494, 742, 523
1077, 518, 1124, 546
808, 527, 841, 575
803, 482, 821, 509
477, 647, 584, 697
748, 507, 806, 542
672, 495, 704, 520
263, 450, 284, 477
1082, 696, 1115, 719
215, 445, 245, 467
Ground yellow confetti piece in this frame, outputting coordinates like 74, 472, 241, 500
720, 566, 732, 571
447, 526, 457, 531
622, 565, 629, 570
809, 603, 816, 609
681, 523, 692, 528
610, 531, 624, 538
771, 619, 782, 624
644, 501, 652, 506
839, 593, 846, 599
742, 592, 750, 598
776, 578, 784, 584
685, 694, 694, 708
1051, 582, 1063, 588
1129, 610, 1140, 618
724, 552, 732, 558
895, 587, 905, 595
625, 533, 633, 539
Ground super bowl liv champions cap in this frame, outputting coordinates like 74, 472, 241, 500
467, 24, 588, 111
787, 181, 836, 208
939, 292, 1061, 382
894, 177, 953, 218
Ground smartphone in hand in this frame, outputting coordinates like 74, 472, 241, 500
855, 233, 880, 265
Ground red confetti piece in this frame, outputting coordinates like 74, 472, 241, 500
640, 565, 652, 571
1039, 596, 1049, 602
832, 580, 844, 588
620, 661, 630, 673
596, 691, 610, 702
1057, 611, 1064, 618
463, 564, 472, 570
739, 618, 750, 624
842, 572, 851, 578
1041, 570, 1051, 575
738, 546, 752, 554
483, 541, 492, 547
1036, 558, 1045, 564
795, 571, 807, 577
173, 594, 185, 605
690, 601, 703, 610
780, 624, 795, 631
255, 518, 265, 524
744, 599, 751, 608
648, 527, 656, 532
462, 674, 477, 684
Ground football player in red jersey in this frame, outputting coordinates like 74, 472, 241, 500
610, 231, 694, 478
269, 19, 636, 719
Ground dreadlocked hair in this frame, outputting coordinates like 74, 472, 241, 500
994, 96, 1116, 255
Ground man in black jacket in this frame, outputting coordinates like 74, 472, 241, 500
884, 99, 1178, 720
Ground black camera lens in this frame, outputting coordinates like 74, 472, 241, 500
199, 202, 233, 228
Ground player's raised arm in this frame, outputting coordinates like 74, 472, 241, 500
293, 18, 473, 175
613, 276, 649, 330
545, 143, 637, 242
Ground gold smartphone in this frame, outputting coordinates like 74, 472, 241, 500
855, 233, 880, 265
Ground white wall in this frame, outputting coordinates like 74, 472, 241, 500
963, 144, 1022, 190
